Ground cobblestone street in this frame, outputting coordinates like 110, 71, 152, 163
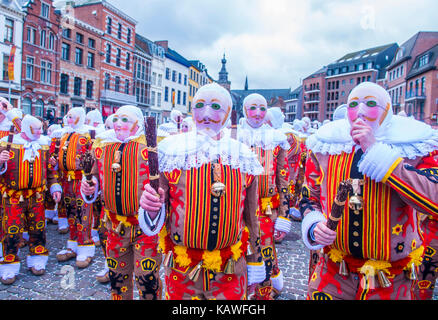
0, 220, 436, 300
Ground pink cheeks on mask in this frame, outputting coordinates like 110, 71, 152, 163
347, 96, 385, 132
245, 104, 267, 128
113, 114, 138, 141
193, 98, 228, 137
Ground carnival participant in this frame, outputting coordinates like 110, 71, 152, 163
54, 107, 95, 269
81, 105, 162, 300
157, 109, 183, 137
301, 82, 438, 300
0, 115, 61, 284
85, 109, 105, 135
45, 124, 62, 225
238, 95, 291, 300
139, 83, 265, 300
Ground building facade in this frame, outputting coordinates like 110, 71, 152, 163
57, 13, 103, 118
73, 0, 137, 118
188, 60, 212, 115
284, 85, 302, 123
157, 40, 190, 121
0, 0, 25, 109
133, 33, 152, 116
302, 67, 327, 122
145, 37, 165, 123
21, 0, 60, 117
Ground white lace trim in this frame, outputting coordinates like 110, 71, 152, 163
237, 124, 290, 151
158, 132, 264, 175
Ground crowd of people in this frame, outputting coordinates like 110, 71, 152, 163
0, 80, 437, 300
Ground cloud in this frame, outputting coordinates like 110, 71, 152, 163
107, 0, 438, 90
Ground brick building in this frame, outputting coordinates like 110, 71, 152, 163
57, 11, 104, 118
284, 85, 303, 123
73, 0, 137, 118
133, 33, 152, 116
302, 67, 327, 122
21, 0, 60, 117
385, 32, 438, 119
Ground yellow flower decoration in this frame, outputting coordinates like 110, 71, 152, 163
392, 224, 403, 236
121, 287, 128, 293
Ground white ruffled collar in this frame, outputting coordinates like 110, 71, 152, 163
0, 119, 13, 132
237, 122, 290, 151
306, 116, 438, 159
1, 134, 49, 162
95, 128, 144, 144
158, 131, 264, 175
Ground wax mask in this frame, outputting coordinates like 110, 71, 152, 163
347, 82, 392, 135
66, 107, 86, 129
113, 113, 139, 141
22, 115, 42, 141
193, 83, 232, 138
243, 94, 268, 128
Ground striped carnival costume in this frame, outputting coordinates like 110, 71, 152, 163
55, 108, 96, 269
0, 116, 61, 284
140, 84, 265, 300
82, 106, 163, 300
238, 96, 291, 300
301, 82, 438, 300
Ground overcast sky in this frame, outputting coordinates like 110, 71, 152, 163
107, 0, 437, 91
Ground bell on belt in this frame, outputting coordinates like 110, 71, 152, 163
247, 243, 254, 256
348, 194, 363, 211
62, 142, 69, 151
377, 270, 392, 288
265, 204, 272, 216
339, 259, 349, 277
224, 258, 235, 275
409, 263, 418, 281
36, 192, 42, 200
19, 194, 24, 203
3, 192, 7, 199
187, 261, 203, 282
163, 251, 175, 269
111, 151, 122, 173
115, 222, 123, 234
211, 181, 226, 198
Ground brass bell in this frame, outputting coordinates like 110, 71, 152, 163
187, 261, 203, 282
349, 194, 364, 211
377, 270, 392, 288
211, 182, 226, 198
19, 194, 25, 203
36, 192, 42, 200
163, 251, 175, 269
247, 243, 254, 256
265, 204, 272, 216
3, 192, 8, 199
409, 263, 418, 281
102, 213, 108, 224
68, 174, 72, 182
62, 146, 68, 151
115, 222, 123, 234
339, 259, 349, 277
224, 258, 235, 275
111, 163, 122, 173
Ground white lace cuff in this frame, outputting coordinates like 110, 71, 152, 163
138, 205, 166, 237
274, 216, 292, 233
247, 262, 266, 286
358, 142, 401, 183
301, 211, 325, 250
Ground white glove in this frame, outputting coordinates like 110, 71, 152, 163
274, 216, 292, 234
247, 262, 266, 286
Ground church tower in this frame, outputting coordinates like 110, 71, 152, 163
217, 54, 231, 91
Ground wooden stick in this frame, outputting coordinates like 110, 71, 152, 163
145, 117, 159, 193
327, 180, 353, 231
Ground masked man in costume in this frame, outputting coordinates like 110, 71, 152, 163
301, 82, 438, 300
0, 115, 62, 284
54, 107, 96, 269
157, 109, 183, 140
237, 95, 291, 300
81, 105, 162, 300
140, 83, 265, 300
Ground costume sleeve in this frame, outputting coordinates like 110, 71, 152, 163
159, 172, 171, 228
243, 174, 263, 264
299, 151, 326, 250
0, 144, 7, 174
46, 148, 62, 195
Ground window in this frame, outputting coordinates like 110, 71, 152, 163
73, 77, 82, 96
164, 87, 169, 101
75, 48, 83, 65
183, 92, 186, 106
115, 76, 120, 92
76, 33, 84, 44
86, 80, 93, 99
172, 70, 177, 82
26, 57, 34, 80
152, 72, 157, 85
40, 30, 46, 47
158, 74, 162, 86
419, 54, 429, 68
151, 91, 156, 106
22, 98, 32, 115
41, 2, 50, 18
27, 27, 36, 44
105, 44, 111, 63
87, 52, 95, 68
165, 68, 170, 80
62, 28, 71, 39
35, 100, 44, 117
107, 17, 112, 34
125, 80, 130, 94
184, 75, 187, 86
177, 90, 181, 105
116, 48, 121, 67
48, 33, 55, 50
88, 38, 95, 49
2, 55, 9, 80
60, 74, 69, 94
178, 73, 182, 84
40, 60, 52, 84
126, 52, 130, 70
61, 42, 70, 60
5, 18, 14, 43
157, 92, 161, 107
127, 28, 131, 44
118, 23, 122, 39
104, 73, 110, 90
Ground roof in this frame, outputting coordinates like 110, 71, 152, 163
406, 43, 438, 80
166, 47, 191, 67
72, 0, 137, 25
334, 43, 396, 63
135, 34, 152, 56
387, 32, 438, 70
1, 0, 25, 14
303, 66, 327, 80
231, 88, 291, 104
